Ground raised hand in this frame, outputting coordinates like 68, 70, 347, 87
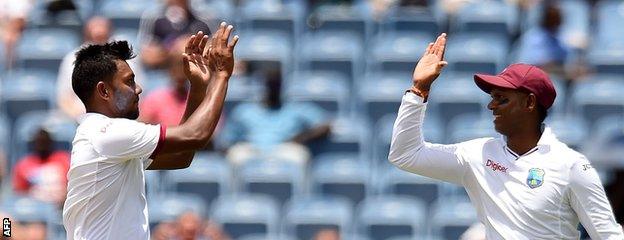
412, 33, 448, 92
182, 31, 211, 85
207, 22, 239, 79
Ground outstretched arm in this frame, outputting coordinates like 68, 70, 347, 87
388, 33, 469, 184
148, 22, 238, 169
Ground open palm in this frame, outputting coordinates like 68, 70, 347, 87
183, 31, 212, 85
412, 33, 448, 87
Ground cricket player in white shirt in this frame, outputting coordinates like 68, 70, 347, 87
388, 33, 624, 239
62, 22, 239, 240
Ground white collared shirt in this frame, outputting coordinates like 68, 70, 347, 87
63, 113, 164, 240
389, 93, 624, 240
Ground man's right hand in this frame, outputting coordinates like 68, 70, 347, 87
411, 33, 448, 99
207, 22, 238, 79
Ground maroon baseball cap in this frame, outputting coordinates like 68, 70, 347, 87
474, 63, 557, 109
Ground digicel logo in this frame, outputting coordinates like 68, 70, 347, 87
486, 159, 508, 173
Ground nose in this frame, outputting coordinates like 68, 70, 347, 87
487, 99, 496, 111
136, 84, 143, 95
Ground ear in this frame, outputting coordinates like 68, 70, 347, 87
526, 93, 538, 112
96, 81, 111, 100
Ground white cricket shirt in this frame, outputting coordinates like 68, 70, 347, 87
63, 113, 165, 240
388, 93, 624, 239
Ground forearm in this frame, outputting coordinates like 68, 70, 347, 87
180, 83, 208, 124
291, 124, 331, 143
388, 92, 428, 167
182, 77, 229, 146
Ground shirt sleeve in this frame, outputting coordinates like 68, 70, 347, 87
388, 92, 469, 185
569, 158, 624, 239
90, 118, 163, 160
12, 159, 30, 192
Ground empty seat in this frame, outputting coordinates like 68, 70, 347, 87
444, 33, 508, 74
286, 71, 349, 115
311, 4, 372, 41
378, 165, 441, 206
544, 114, 588, 150
454, 1, 517, 36
312, 153, 369, 205
235, 30, 293, 75
239, 0, 301, 37
211, 194, 280, 239
283, 196, 353, 240
308, 115, 366, 155
16, 28, 80, 73
381, 6, 439, 36
359, 72, 410, 125
587, 39, 624, 75
223, 75, 258, 115
191, 0, 235, 21
431, 198, 477, 240
369, 32, 432, 74
447, 113, 499, 144
596, 0, 624, 41
239, 159, 305, 205
1, 195, 59, 238
101, 0, 154, 29
356, 195, 426, 240
147, 193, 206, 229
581, 115, 624, 169
168, 154, 231, 207
570, 75, 624, 129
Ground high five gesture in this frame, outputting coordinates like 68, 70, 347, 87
182, 22, 239, 84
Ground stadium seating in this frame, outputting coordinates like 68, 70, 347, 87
377, 165, 441, 206
239, 0, 301, 38
310, 3, 372, 41
447, 113, 499, 143
235, 30, 293, 75
523, 0, 590, 50
111, 28, 140, 51
1, 69, 57, 125
454, 1, 517, 37
190, 0, 235, 21
100, 0, 155, 29
239, 158, 305, 206
311, 153, 370, 205
356, 195, 427, 240
431, 197, 478, 240
368, 32, 432, 74
596, 0, 624, 42
168, 153, 232, 207
444, 33, 508, 74
147, 193, 206, 229
581, 115, 624, 169
285, 71, 349, 115
210, 194, 280, 239
238, 233, 299, 240
570, 75, 624, 130
1, 195, 60, 240
545, 114, 589, 150
16, 28, 80, 74
359, 71, 409, 125
381, 6, 439, 36
587, 38, 624, 75
308, 115, 367, 155
283, 195, 353, 240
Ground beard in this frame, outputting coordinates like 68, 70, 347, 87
114, 89, 140, 119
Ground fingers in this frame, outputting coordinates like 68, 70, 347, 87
198, 34, 209, 54
185, 35, 196, 55
220, 24, 233, 48
193, 31, 204, 50
424, 42, 434, 56
434, 33, 447, 58
227, 35, 239, 51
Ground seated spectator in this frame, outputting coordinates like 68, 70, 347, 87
56, 16, 145, 119
312, 228, 340, 240
151, 211, 230, 240
12, 128, 70, 206
0, 0, 33, 69
517, 1, 568, 74
139, 0, 211, 69
220, 69, 331, 166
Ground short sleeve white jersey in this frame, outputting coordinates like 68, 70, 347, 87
389, 93, 624, 240
63, 113, 165, 240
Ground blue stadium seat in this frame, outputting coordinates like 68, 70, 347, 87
431, 198, 477, 240
1, 195, 59, 239
239, 0, 302, 37
0, 114, 8, 157
224, 75, 258, 115
359, 72, 410, 125
447, 113, 499, 144
377, 165, 442, 206
167, 154, 232, 207
16, 28, 80, 74
111, 28, 140, 51
312, 153, 370, 205
311, 4, 372, 41
147, 193, 206, 230
369, 32, 431, 74
285, 71, 349, 116
570, 75, 624, 130
239, 159, 305, 206
356, 196, 426, 240
11, 110, 77, 166
444, 33, 508, 74
544, 114, 588, 150
381, 6, 439, 36
191, 0, 235, 21
210, 194, 280, 239
1, 71, 56, 125
596, 0, 624, 41
235, 30, 293, 75
581, 115, 624, 169
283, 196, 353, 240
308, 115, 367, 155
454, 1, 517, 37
26, 0, 85, 31
299, 31, 364, 88
238, 234, 299, 240
587, 39, 624, 75
523, 0, 590, 51
100, 0, 155, 29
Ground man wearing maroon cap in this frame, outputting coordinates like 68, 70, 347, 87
388, 33, 624, 239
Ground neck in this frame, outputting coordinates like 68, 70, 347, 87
505, 125, 542, 155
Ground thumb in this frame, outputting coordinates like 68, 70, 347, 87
437, 61, 448, 70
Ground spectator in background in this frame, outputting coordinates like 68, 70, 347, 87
517, 1, 568, 75
151, 211, 230, 240
220, 69, 331, 167
140, 0, 212, 69
312, 228, 340, 240
12, 128, 70, 207
0, 0, 33, 69
57, 16, 145, 119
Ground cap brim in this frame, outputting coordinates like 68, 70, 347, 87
473, 74, 517, 93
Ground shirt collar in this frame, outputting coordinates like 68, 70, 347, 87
77, 112, 107, 124
500, 124, 556, 157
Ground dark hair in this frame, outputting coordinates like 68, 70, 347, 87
72, 41, 135, 103
537, 104, 548, 123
